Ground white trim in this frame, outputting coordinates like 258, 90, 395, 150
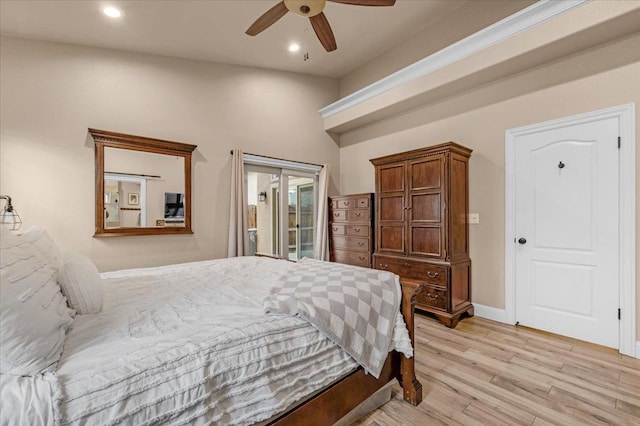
243, 154, 321, 174
473, 304, 509, 324
636, 341, 640, 359
505, 103, 636, 358
319, 0, 588, 119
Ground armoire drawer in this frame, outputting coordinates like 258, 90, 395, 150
416, 285, 447, 311
374, 255, 448, 287
331, 250, 370, 267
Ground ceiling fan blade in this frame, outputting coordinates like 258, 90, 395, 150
309, 12, 337, 52
246, 1, 289, 36
327, 0, 396, 6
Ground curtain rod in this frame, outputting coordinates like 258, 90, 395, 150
230, 150, 322, 168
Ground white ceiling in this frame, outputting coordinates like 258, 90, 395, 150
0, 0, 467, 78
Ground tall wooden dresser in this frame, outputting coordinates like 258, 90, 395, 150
329, 193, 374, 268
370, 142, 473, 328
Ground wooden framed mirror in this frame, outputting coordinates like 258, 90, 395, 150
91, 129, 197, 237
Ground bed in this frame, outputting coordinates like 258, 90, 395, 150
0, 228, 423, 425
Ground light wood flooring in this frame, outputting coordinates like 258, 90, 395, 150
353, 315, 640, 426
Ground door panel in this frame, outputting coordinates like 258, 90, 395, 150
531, 261, 594, 316
409, 157, 442, 190
533, 142, 595, 250
379, 195, 404, 221
411, 193, 441, 222
514, 117, 619, 348
378, 164, 405, 192
378, 225, 404, 253
410, 226, 441, 257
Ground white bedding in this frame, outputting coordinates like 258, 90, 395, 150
1, 256, 412, 425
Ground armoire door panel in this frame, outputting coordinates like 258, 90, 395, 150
378, 225, 405, 253
410, 226, 442, 257
379, 194, 405, 221
411, 192, 441, 222
378, 164, 405, 193
409, 156, 443, 190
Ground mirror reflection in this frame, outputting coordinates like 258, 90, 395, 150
91, 128, 196, 237
104, 147, 185, 229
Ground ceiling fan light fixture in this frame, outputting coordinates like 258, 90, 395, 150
284, 0, 326, 17
288, 43, 301, 52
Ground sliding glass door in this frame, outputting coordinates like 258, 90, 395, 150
245, 165, 317, 260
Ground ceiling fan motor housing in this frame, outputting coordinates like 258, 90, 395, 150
284, 0, 326, 17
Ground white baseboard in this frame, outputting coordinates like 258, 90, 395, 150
473, 303, 510, 324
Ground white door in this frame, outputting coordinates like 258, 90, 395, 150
514, 117, 619, 348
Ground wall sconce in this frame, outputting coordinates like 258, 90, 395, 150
0, 195, 22, 231
258, 191, 267, 202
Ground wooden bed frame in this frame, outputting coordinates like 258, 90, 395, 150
267, 276, 425, 425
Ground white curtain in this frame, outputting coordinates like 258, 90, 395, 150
313, 164, 330, 261
227, 149, 248, 257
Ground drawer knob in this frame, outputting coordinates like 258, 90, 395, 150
427, 293, 439, 301
344, 201, 350, 206
354, 228, 360, 232
379, 264, 389, 270
333, 227, 338, 231
354, 212, 361, 217
334, 213, 340, 216
357, 242, 364, 246
427, 271, 439, 279
358, 256, 365, 260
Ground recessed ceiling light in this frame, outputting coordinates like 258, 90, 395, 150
288, 43, 300, 53
103, 6, 122, 18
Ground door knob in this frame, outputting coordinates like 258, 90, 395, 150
518, 238, 527, 245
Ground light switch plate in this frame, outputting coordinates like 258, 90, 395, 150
468, 213, 480, 224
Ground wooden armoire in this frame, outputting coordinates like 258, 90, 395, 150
370, 142, 473, 328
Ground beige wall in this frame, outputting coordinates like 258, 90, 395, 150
338, 35, 640, 339
339, 0, 536, 97
0, 36, 340, 271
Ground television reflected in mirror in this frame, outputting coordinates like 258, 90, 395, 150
164, 192, 185, 226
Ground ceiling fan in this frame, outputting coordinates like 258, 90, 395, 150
246, 0, 396, 52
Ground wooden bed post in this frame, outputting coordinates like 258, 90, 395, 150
399, 278, 425, 406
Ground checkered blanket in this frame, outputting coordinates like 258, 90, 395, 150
264, 258, 400, 378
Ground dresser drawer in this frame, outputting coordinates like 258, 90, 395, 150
332, 236, 370, 253
337, 199, 357, 209
417, 285, 447, 311
331, 250, 370, 267
330, 224, 345, 235
346, 225, 369, 237
348, 209, 370, 221
357, 198, 370, 208
374, 255, 448, 287
331, 210, 347, 221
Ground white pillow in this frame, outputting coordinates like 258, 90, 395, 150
0, 226, 75, 376
58, 253, 103, 315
